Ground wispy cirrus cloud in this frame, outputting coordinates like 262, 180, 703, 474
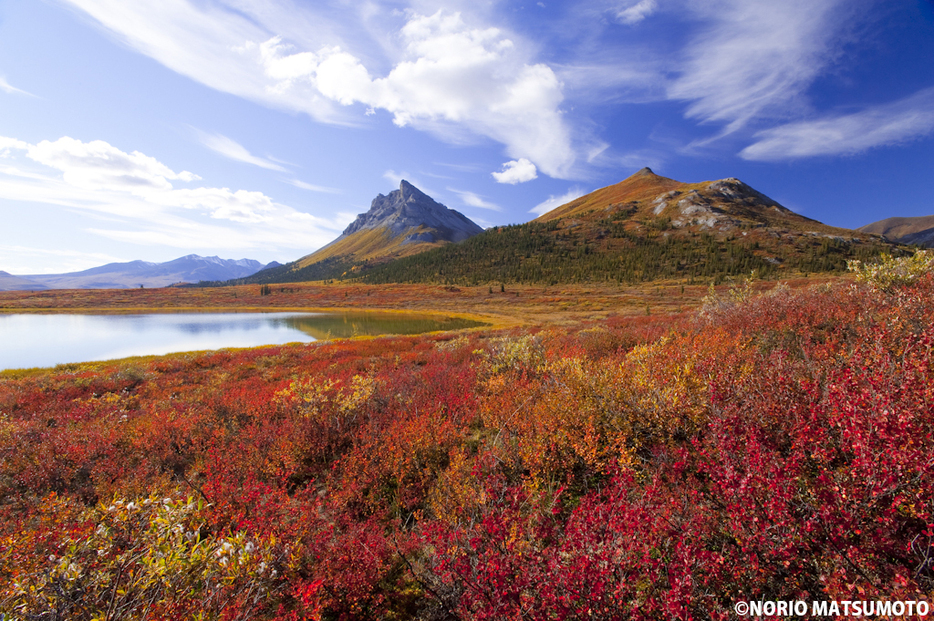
741, 86, 934, 161
0, 245, 127, 275
287, 179, 342, 194
668, 0, 858, 135
447, 188, 501, 211
60, 0, 347, 122
194, 130, 288, 172
529, 187, 587, 216
0, 76, 36, 97
615, 0, 658, 25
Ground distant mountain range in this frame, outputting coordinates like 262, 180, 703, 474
238, 180, 484, 284
858, 215, 934, 247
1, 255, 280, 291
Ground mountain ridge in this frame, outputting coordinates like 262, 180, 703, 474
2, 255, 277, 290
536, 167, 835, 234
858, 215, 934, 248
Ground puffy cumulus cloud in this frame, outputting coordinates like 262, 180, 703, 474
16, 136, 280, 223
0, 134, 346, 253
529, 187, 587, 216
615, 0, 658, 25
741, 86, 934, 161
669, 0, 854, 134
256, 10, 574, 177
492, 158, 538, 184
26, 137, 200, 192
0, 136, 29, 157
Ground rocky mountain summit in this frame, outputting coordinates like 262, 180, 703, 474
341, 180, 482, 244
235, 181, 485, 284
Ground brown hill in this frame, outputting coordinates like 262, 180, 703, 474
858, 215, 934, 247
538, 167, 846, 234
528, 167, 890, 264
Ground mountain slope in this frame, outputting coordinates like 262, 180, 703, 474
237, 181, 483, 284
301, 180, 482, 264
14, 255, 274, 290
357, 168, 895, 285
858, 215, 934, 247
0, 271, 49, 292
537, 167, 840, 233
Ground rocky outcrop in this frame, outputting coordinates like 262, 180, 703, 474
342, 180, 483, 244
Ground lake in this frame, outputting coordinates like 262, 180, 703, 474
0, 311, 485, 371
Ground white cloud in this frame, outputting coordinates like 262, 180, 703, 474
194, 130, 287, 171
0, 134, 345, 252
0, 245, 127, 275
529, 187, 587, 216
741, 86, 934, 161
258, 10, 574, 177
382, 169, 407, 186
62, 0, 347, 122
447, 188, 501, 211
64, 2, 577, 178
0, 76, 35, 97
26, 137, 199, 193
615, 0, 658, 25
668, 0, 855, 134
0, 137, 29, 157
287, 179, 342, 194
492, 158, 538, 184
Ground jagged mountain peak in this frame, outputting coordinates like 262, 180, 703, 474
279, 181, 484, 277
341, 180, 482, 243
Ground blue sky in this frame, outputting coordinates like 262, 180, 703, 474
1, 0, 933, 274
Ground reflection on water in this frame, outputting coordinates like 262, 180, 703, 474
0, 311, 485, 371
280, 312, 484, 340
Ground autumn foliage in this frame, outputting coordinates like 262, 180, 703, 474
2, 261, 933, 619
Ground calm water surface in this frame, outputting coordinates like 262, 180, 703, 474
0, 311, 484, 371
